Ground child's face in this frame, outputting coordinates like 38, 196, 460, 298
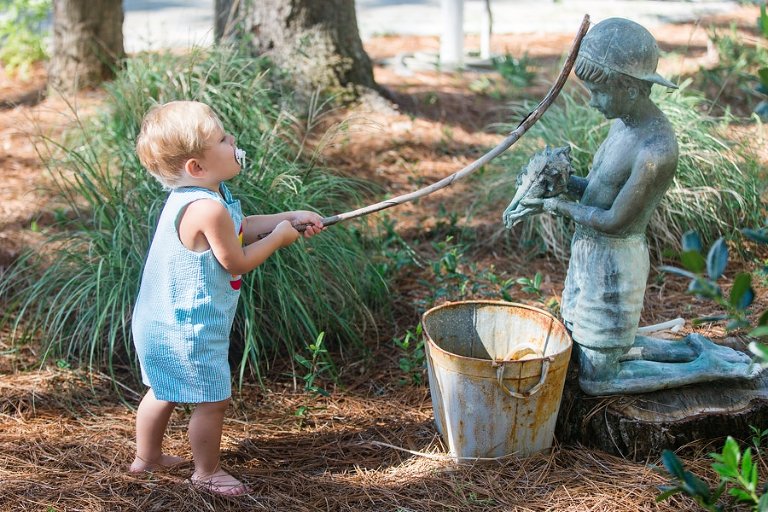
583, 80, 632, 120
196, 127, 242, 182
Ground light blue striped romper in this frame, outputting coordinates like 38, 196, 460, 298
132, 184, 244, 403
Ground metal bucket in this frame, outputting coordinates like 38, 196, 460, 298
422, 300, 572, 461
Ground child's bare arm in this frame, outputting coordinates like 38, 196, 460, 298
180, 199, 299, 275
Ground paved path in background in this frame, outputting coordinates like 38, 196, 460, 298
123, 0, 214, 53
123, 0, 739, 53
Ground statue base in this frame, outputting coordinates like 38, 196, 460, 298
555, 346, 768, 460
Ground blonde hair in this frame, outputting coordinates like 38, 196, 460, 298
135, 101, 224, 187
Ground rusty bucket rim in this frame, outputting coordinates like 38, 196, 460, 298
421, 299, 570, 365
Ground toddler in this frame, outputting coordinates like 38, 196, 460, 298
129, 100, 324, 496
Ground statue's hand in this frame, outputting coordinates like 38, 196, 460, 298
502, 197, 564, 229
502, 203, 538, 229
502, 146, 571, 229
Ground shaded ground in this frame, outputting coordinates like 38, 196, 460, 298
1, 6, 767, 511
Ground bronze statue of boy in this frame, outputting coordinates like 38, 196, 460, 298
505, 18, 760, 395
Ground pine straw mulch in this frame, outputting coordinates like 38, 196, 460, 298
0, 365, 728, 512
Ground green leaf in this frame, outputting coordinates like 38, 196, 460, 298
758, 68, 768, 90
743, 227, 768, 245
756, 492, 768, 512
442, 252, 457, 273
659, 265, 698, 280
661, 450, 686, 479
730, 273, 754, 310
723, 437, 741, 468
682, 471, 712, 500
305, 384, 329, 397
750, 327, 768, 338
712, 480, 727, 502
712, 462, 739, 480
682, 230, 703, 253
688, 279, 706, 294
749, 341, 768, 363
693, 314, 728, 325
726, 318, 750, 332
656, 486, 682, 502
706, 238, 728, 280
681, 250, 706, 273
741, 448, 755, 490
758, 310, 768, 326
294, 354, 312, 369
688, 279, 721, 298
729, 488, 754, 503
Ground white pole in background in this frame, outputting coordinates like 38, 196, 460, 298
440, 0, 464, 69
480, 0, 492, 60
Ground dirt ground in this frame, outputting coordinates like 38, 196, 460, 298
1, 6, 767, 511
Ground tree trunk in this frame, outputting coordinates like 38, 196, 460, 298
215, 0, 242, 43
245, 0, 377, 99
49, 0, 124, 93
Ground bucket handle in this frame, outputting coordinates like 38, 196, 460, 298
495, 357, 552, 398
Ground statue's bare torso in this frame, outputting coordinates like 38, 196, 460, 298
580, 113, 677, 236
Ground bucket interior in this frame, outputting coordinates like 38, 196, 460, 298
422, 302, 570, 361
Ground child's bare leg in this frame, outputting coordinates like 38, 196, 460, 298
189, 399, 250, 496
130, 388, 186, 472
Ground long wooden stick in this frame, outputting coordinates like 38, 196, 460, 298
264, 14, 590, 238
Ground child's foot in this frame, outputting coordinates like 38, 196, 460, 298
129, 454, 188, 473
191, 467, 252, 496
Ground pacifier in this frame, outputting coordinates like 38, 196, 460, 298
234, 147, 246, 168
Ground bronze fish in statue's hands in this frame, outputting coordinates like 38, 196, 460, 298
502, 146, 573, 228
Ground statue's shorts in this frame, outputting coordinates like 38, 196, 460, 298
561, 226, 649, 350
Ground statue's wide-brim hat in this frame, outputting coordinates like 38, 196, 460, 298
578, 17, 677, 89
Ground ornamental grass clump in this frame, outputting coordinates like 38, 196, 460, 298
0, 46, 387, 385
488, 81, 764, 259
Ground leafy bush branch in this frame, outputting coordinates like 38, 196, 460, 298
658, 437, 768, 511
661, 226, 768, 364
657, 227, 768, 510
659, 231, 758, 332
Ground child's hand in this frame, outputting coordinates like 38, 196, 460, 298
273, 220, 300, 247
291, 211, 325, 238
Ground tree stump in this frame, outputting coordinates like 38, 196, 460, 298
555, 347, 768, 460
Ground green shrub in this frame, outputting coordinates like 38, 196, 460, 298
0, 46, 388, 385
492, 52, 535, 88
698, 18, 768, 116
0, 0, 50, 77
487, 81, 765, 258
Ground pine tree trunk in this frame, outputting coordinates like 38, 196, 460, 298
246, 0, 377, 99
49, 0, 124, 93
